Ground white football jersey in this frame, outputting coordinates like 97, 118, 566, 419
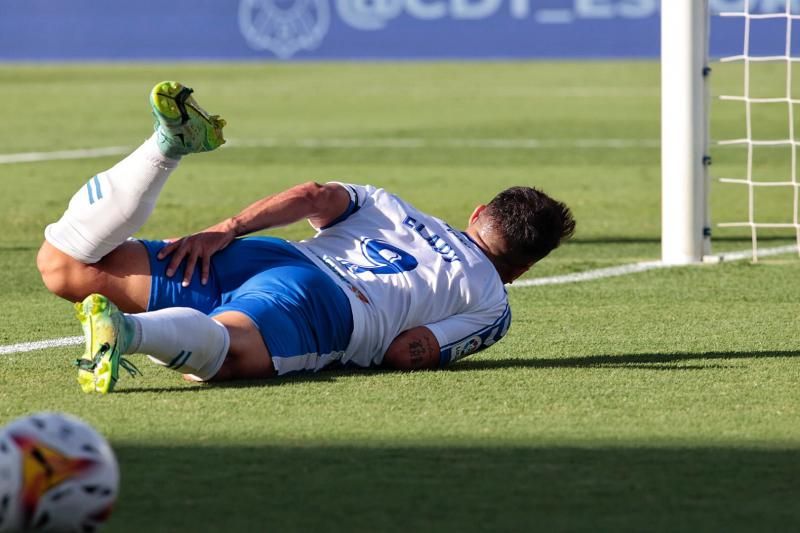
292, 183, 511, 368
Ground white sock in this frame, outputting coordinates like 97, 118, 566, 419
125, 308, 230, 381
44, 134, 180, 264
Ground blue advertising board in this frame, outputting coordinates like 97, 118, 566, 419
0, 0, 797, 60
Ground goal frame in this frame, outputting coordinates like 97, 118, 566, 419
661, 0, 712, 264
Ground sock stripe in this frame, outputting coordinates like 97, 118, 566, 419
174, 351, 192, 370
86, 175, 103, 205
167, 350, 186, 369
168, 350, 192, 370
93, 175, 103, 200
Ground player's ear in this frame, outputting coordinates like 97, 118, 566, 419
468, 204, 487, 226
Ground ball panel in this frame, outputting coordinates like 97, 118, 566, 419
0, 412, 118, 532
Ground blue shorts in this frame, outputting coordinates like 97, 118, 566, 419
138, 236, 354, 374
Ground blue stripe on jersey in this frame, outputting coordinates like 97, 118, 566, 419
346, 184, 360, 208
86, 180, 95, 204
321, 185, 361, 229
438, 304, 512, 367
93, 175, 103, 200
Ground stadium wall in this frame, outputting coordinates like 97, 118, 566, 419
0, 0, 794, 61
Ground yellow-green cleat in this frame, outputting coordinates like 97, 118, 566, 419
74, 294, 141, 394
149, 81, 226, 158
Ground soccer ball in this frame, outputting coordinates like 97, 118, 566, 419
0, 412, 119, 532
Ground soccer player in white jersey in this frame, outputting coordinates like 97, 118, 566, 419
37, 81, 576, 394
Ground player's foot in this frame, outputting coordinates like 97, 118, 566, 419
149, 81, 226, 158
74, 294, 142, 394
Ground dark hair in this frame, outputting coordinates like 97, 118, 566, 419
483, 186, 576, 264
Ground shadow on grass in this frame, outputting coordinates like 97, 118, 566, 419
116, 349, 800, 393
454, 349, 800, 372
114, 367, 388, 394
109, 442, 800, 533
0, 245, 39, 252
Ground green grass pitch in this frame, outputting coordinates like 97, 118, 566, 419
1, 62, 799, 532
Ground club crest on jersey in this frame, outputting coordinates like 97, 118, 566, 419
444, 305, 512, 364
453, 336, 482, 359
238, 0, 330, 59
337, 238, 418, 275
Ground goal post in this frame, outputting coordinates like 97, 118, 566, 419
661, 0, 712, 265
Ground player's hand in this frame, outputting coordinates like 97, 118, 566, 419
157, 220, 237, 287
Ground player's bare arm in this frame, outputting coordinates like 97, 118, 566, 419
383, 326, 441, 370
158, 181, 351, 286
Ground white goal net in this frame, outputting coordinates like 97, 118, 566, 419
716, 0, 800, 261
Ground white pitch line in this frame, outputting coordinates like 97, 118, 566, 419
511, 260, 665, 287
2, 244, 797, 357
511, 244, 800, 288
714, 244, 798, 262
0, 137, 660, 165
0, 146, 131, 164
0, 336, 83, 355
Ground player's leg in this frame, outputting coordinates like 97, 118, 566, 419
74, 238, 352, 392
207, 250, 354, 378
72, 234, 242, 393
75, 292, 233, 393
74, 295, 270, 393
38, 81, 225, 306
71, 236, 288, 392
139, 309, 275, 382
38, 240, 152, 313
189, 311, 275, 381
146, 240, 351, 383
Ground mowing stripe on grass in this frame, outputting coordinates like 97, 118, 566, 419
224, 137, 661, 150
2, 245, 796, 356
0, 137, 660, 164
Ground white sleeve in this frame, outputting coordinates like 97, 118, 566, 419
316, 182, 375, 230
332, 182, 373, 206
426, 303, 512, 367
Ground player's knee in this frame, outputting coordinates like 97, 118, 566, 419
218, 341, 275, 380
37, 242, 68, 295
207, 315, 275, 380
37, 242, 95, 301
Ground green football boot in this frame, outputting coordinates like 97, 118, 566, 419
74, 294, 142, 394
149, 81, 226, 158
